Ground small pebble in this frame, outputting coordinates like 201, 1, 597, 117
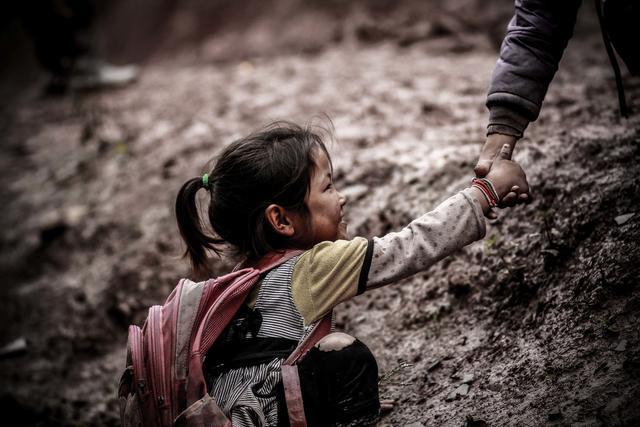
614, 340, 627, 352
427, 359, 442, 372
457, 383, 470, 396
446, 383, 470, 400
614, 213, 635, 225
462, 373, 475, 384
0, 337, 28, 358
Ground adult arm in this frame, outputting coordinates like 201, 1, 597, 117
486, 0, 582, 139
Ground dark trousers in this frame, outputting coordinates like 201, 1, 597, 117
19, 0, 96, 76
293, 338, 381, 427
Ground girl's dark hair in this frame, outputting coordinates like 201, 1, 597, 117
175, 121, 332, 272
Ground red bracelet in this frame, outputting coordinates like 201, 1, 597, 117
471, 178, 499, 207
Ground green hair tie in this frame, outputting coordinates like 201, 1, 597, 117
202, 173, 210, 189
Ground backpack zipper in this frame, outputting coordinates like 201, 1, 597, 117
129, 325, 147, 394
148, 306, 171, 426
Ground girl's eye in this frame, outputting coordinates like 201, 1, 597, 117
325, 183, 333, 191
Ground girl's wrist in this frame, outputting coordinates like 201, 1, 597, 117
471, 178, 499, 211
469, 186, 491, 213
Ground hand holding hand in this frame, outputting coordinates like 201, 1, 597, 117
474, 134, 530, 217
474, 133, 517, 178
485, 156, 529, 201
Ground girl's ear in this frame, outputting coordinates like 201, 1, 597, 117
265, 204, 296, 237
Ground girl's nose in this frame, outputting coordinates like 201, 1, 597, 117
338, 192, 347, 206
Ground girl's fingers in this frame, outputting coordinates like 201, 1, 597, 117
501, 191, 518, 207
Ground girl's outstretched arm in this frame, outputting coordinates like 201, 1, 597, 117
366, 188, 486, 289
290, 188, 486, 326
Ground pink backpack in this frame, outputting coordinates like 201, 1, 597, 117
118, 250, 331, 427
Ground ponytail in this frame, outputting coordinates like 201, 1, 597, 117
175, 177, 222, 272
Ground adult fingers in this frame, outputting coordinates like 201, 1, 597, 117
475, 134, 516, 177
474, 140, 501, 177
474, 159, 493, 178
498, 143, 514, 160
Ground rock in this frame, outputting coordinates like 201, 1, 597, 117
97, 120, 126, 145
446, 383, 470, 400
405, 423, 425, 427
64, 205, 88, 227
427, 359, 442, 372
457, 383, 470, 396
462, 373, 475, 384
0, 337, 28, 358
614, 213, 635, 225
614, 339, 627, 352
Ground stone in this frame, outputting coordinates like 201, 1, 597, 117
614, 340, 627, 352
457, 383, 470, 396
64, 205, 88, 227
614, 213, 635, 225
446, 383, 470, 400
462, 373, 475, 384
427, 359, 442, 372
0, 337, 28, 358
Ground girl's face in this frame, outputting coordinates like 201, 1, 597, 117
298, 149, 347, 245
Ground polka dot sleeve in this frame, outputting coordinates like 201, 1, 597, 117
366, 188, 486, 289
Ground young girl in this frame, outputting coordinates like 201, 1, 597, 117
175, 122, 528, 426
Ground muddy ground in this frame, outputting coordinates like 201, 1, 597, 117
1, 1, 639, 426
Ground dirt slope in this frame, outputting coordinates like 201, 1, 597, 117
1, 3, 639, 426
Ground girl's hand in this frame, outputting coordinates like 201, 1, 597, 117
485, 144, 530, 202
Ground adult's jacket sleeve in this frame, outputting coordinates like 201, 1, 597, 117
486, 0, 582, 137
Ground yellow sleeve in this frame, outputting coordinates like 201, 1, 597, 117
291, 237, 372, 325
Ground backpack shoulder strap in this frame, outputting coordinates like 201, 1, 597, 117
234, 249, 305, 273
185, 249, 305, 406
284, 313, 332, 366
281, 312, 332, 427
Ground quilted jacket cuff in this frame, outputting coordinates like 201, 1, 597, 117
487, 105, 530, 138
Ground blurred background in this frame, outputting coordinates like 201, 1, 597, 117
1, 0, 517, 99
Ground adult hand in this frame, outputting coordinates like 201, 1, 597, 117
474, 133, 529, 218
474, 133, 517, 177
